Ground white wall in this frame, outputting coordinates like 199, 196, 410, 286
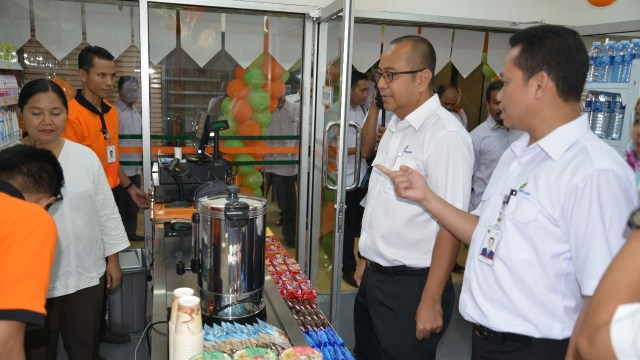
247, 0, 640, 29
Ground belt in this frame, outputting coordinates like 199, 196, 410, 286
366, 259, 429, 276
473, 324, 536, 345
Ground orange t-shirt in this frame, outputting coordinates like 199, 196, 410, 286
0, 192, 57, 328
63, 95, 120, 189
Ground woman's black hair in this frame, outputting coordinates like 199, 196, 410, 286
18, 79, 68, 111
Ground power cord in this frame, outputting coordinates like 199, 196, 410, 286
134, 320, 168, 360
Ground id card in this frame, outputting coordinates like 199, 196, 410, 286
106, 145, 116, 163
478, 225, 502, 265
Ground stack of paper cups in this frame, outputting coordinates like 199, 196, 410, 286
169, 288, 195, 360
174, 296, 204, 360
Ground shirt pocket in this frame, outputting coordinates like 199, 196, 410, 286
383, 157, 420, 195
506, 195, 540, 223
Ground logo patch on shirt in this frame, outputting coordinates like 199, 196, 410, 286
518, 182, 531, 196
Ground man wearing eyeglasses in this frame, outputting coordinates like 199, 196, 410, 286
0, 145, 64, 360
353, 35, 473, 360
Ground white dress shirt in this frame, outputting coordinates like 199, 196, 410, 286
460, 114, 637, 339
469, 116, 524, 210
611, 303, 640, 359
263, 100, 300, 177
359, 94, 473, 268
116, 100, 142, 176
47, 140, 130, 298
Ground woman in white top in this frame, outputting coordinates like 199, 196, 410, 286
20, 79, 129, 360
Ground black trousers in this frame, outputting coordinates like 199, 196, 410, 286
25, 276, 105, 360
343, 187, 366, 273
354, 264, 455, 360
113, 174, 141, 239
471, 325, 569, 360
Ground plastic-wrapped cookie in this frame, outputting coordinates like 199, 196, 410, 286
190, 352, 233, 360
279, 346, 323, 359
233, 347, 278, 360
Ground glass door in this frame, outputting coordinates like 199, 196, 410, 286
306, 0, 357, 327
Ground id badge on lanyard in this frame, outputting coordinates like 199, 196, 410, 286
107, 145, 116, 163
478, 189, 517, 265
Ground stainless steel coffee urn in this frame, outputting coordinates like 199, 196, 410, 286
177, 185, 267, 321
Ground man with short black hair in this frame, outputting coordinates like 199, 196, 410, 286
0, 145, 64, 360
354, 35, 473, 359
378, 25, 637, 360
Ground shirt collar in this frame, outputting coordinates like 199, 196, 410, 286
393, 94, 441, 130
510, 114, 589, 160
487, 116, 502, 130
116, 99, 133, 112
74, 92, 112, 115
0, 181, 25, 199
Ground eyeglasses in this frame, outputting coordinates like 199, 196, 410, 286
373, 68, 427, 83
44, 193, 63, 211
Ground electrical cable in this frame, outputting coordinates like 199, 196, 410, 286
134, 320, 168, 360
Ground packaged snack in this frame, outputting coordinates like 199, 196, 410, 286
233, 347, 278, 360
279, 346, 323, 360
190, 352, 233, 360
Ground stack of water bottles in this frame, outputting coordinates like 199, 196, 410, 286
586, 39, 640, 83
584, 90, 625, 140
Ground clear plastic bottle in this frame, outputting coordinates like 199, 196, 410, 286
608, 93, 625, 140
623, 39, 640, 83
611, 40, 630, 83
593, 92, 611, 138
586, 42, 602, 83
598, 41, 616, 83
585, 91, 596, 129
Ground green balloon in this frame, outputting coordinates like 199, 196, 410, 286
247, 89, 270, 111
241, 170, 263, 189
243, 67, 265, 89
323, 188, 336, 202
220, 117, 238, 136
253, 111, 272, 128
221, 97, 233, 117
281, 70, 290, 82
224, 139, 244, 148
262, 127, 268, 136
235, 154, 256, 175
252, 187, 263, 198
321, 233, 333, 258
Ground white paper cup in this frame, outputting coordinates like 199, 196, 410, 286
174, 147, 183, 160
174, 332, 204, 360
175, 296, 203, 337
170, 288, 195, 360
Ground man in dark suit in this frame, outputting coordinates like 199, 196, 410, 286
481, 237, 495, 260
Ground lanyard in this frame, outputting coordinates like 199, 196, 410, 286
495, 189, 518, 225
74, 93, 111, 141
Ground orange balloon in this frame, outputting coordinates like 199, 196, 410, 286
245, 139, 266, 147
239, 186, 255, 195
265, 80, 286, 99
262, 56, 286, 80
51, 77, 74, 101
227, 79, 246, 98
231, 99, 253, 123
268, 97, 279, 112
238, 87, 252, 100
237, 120, 261, 137
587, 0, 615, 6
235, 65, 245, 80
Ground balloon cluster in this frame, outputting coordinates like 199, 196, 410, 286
220, 53, 291, 197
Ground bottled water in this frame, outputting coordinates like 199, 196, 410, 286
598, 41, 616, 83
592, 92, 611, 138
585, 91, 596, 129
611, 40, 630, 83
608, 93, 625, 140
586, 42, 602, 83
623, 39, 640, 83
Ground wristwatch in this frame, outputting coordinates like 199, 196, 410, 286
628, 208, 640, 229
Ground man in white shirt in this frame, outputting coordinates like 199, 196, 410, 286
263, 97, 300, 247
469, 80, 523, 211
353, 35, 473, 360
115, 76, 143, 242
341, 69, 370, 288
377, 25, 637, 360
